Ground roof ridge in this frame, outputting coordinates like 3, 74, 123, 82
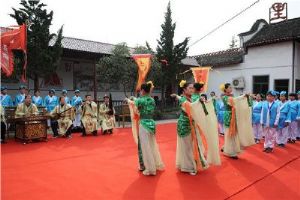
194, 48, 244, 58
63, 36, 116, 46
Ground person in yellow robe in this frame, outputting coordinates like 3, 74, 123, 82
15, 95, 39, 117
81, 94, 98, 136
98, 94, 115, 134
50, 96, 74, 138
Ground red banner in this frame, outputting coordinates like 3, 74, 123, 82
1, 24, 27, 80
132, 54, 152, 92
191, 67, 211, 92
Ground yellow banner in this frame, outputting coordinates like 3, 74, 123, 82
191, 67, 211, 92
132, 54, 152, 92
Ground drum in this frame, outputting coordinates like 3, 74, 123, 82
13, 115, 50, 144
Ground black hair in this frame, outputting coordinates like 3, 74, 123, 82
85, 94, 92, 98
289, 93, 297, 97
224, 83, 231, 91
59, 96, 65, 102
179, 82, 191, 94
210, 91, 215, 95
201, 93, 207, 100
141, 83, 151, 93
25, 95, 31, 100
194, 83, 204, 92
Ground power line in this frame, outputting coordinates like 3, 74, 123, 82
189, 0, 261, 48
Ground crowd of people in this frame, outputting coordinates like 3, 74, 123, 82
124, 81, 300, 176
1, 82, 300, 177
0, 85, 115, 143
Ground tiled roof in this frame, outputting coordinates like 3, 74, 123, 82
194, 48, 245, 66
181, 57, 199, 66
244, 17, 300, 47
49, 36, 120, 55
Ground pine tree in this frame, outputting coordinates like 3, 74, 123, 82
10, 0, 63, 90
156, 1, 189, 105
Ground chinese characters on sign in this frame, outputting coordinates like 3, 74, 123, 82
269, 2, 287, 23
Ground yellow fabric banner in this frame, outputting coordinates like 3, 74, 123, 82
191, 67, 211, 92
132, 54, 152, 92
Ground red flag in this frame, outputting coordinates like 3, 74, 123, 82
1, 24, 27, 81
132, 54, 152, 92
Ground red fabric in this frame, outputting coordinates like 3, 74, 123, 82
1, 24, 27, 80
2, 123, 300, 200
191, 67, 210, 92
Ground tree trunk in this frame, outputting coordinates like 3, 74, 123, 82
34, 74, 39, 92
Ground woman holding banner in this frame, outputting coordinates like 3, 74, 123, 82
220, 83, 255, 159
126, 82, 164, 176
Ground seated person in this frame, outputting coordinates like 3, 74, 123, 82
99, 94, 115, 134
15, 95, 39, 117
80, 95, 98, 136
50, 96, 74, 138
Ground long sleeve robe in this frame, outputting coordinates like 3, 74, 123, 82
51, 104, 74, 135
81, 101, 98, 133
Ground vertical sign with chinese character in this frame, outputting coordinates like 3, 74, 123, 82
269, 2, 288, 24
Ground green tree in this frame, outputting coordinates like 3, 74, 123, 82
156, 1, 189, 105
98, 43, 136, 97
10, 0, 63, 90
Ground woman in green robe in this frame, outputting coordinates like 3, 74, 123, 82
126, 82, 164, 176
173, 81, 208, 175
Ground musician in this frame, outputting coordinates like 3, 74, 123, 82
81, 94, 98, 136
1, 105, 7, 144
44, 89, 59, 127
14, 85, 27, 105
0, 86, 13, 107
15, 95, 39, 117
61, 89, 70, 104
32, 90, 43, 106
71, 89, 82, 128
50, 96, 74, 138
99, 94, 115, 134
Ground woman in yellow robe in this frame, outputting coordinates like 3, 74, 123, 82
98, 95, 115, 134
81, 95, 98, 136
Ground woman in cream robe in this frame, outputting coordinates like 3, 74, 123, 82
80, 96, 98, 136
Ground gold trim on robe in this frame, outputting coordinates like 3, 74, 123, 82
98, 103, 115, 131
81, 101, 98, 133
51, 104, 74, 136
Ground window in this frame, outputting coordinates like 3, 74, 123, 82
253, 75, 269, 94
274, 79, 289, 92
296, 79, 300, 92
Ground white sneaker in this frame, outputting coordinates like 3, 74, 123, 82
189, 172, 197, 176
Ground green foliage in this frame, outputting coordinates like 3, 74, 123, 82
98, 43, 162, 96
156, 1, 189, 87
98, 43, 136, 96
9, 0, 63, 86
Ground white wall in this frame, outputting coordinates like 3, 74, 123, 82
194, 41, 294, 96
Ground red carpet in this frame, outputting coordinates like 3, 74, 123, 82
1, 123, 300, 200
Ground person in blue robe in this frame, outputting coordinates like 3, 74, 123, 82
14, 85, 27, 105
252, 93, 263, 143
71, 89, 83, 127
32, 90, 43, 107
276, 91, 290, 147
62, 89, 70, 105
286, 93, 300, 143
0, 86, 13, 107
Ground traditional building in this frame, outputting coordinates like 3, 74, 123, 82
2, 36, 198, 100
194, 17, 300, 96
